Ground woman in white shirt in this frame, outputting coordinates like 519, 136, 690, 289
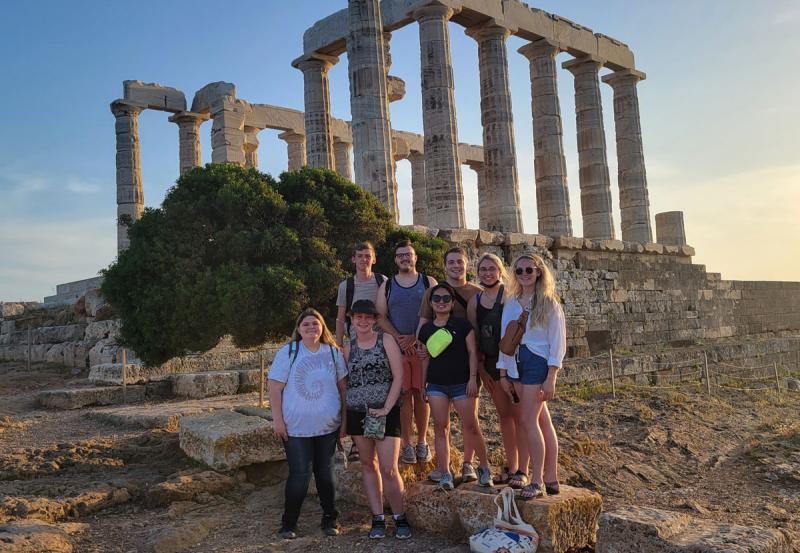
497, 254, 566, 500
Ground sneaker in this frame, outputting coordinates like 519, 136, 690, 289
321, 513, 340, 536
415, 442, 432, 462
369, 516, 386, 539
278, 527, 297, 539
477, 466, 494, 487
438, 472, 454, 491
461, 462, 477, 483
427, 467, 444, 482
400, 444, 417, 464
394, 514, 412, 540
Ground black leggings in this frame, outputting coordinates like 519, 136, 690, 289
281, 429, 338, 528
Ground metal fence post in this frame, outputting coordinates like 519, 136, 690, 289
122, 348, 128, 403
703, 351, 711, 395
773, 361, 781, 392
259, 352, 266, 408
609, 349, 616, 399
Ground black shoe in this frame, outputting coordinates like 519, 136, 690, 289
369, 516, 386, 539
321, 513, 340, 536
394, 514, 412, 540
278, 527, 297, 539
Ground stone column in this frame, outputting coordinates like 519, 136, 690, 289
111, 101, 144, 252
468, 161, 492, 230
466, 21, 522, 232
278, 131, 307, 171
210, 98, 247, 165
334, 140, 353, 180
414, 3, 465, 229
655, 211, 685, 246
603, 69, 653, 243
169, 112, 205, 175
563, 55, 615, 239
243, 127, 260, 169
293, 54, 338, 169
409, 151, 428, 226
518, 40, 572, 237
347, 0, 398, 220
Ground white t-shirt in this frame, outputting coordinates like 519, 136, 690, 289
269, 342, 348, 437
496, 296, 567, 378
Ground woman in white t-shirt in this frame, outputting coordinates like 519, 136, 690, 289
268, 308, 348, 540
497, 254, 566, 500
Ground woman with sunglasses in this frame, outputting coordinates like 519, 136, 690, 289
497, 254, 566, 500
418, 283, 492, 490
467, 253, 529, 489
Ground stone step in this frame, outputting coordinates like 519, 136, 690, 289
170, 371, 240, 399
38, 385, 146, 410
88, 363, 146, 385
179, 410, 284, 470
596, 506, 791, 553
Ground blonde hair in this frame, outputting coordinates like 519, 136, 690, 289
476, 253, 509, 287
509, 254, 560, 327
290, 308, 338, 348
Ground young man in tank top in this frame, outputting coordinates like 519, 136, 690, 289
376, 240, 437, 464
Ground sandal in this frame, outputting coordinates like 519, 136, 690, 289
545, 481, 560, 495
508, 470, 529, 489
517, 482, 545, 501
348, 443, 360, 463
492, 467, 512, 485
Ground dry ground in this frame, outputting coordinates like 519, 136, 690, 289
1, 360, 798, 552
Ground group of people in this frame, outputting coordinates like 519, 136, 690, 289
268, 239, 567, 540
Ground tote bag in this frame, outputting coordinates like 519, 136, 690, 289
469, 487, 539, 553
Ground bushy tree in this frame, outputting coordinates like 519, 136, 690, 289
374, 227, 447, 282
103, 164, 448, 365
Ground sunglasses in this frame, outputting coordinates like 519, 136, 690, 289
431, 294, 453, 303
515, 267, 538, 275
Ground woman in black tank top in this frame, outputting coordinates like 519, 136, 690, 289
467, 253, 530, 489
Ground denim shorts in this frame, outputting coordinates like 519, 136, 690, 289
426, 382, 468, 401
510, 345, 549, 385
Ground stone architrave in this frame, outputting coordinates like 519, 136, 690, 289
466, 21, 522, 232
518, 39, 573, 237
409, 151, 428, 226
347, 0, 398, 220
210, 98, 248, 165
603, 69, 653, 243
467, 161, 490, 230
169, 112, 206, 175
278, 131, 307, 170
293, 54, 338, 170
333, 140, 353, 180
111, 101, 144, 252
243, 127, 260, 169
563, 55, 616, 240
414, 3, 465, 229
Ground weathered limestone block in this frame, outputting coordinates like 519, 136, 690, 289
656, 211, 687, 246
191, 81, 236, 113
0, 520, 74, 553
237, 369, 263, 393
88, 363, 146, 385
597, 239, 624, 252
38, 386, 146, 410
170, 371, 240, 399
88, 339, 119, 367
643, 242, 664, 254
1, 319, 15, 334
84, 320, 118, 342
596, 506, 790, 553
179, 410, 284, 470
406, 483, 601, 553
36, 325, 86, 344
45, 343, 68, 364
680, 245, 695, 257
1, 303, 25, 317
144, 469, 237, 508
84, 289, 107, 318
552, 236, 585, 250
61, 341, 93, 369
476, 229, 506, 246
123, 80, 186, 112
437, 228, 479, 244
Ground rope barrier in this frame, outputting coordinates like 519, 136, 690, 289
713, 382, 774, 392
713, 372, 774, 382
645, 358, 704, 368
714, 360, 774, 371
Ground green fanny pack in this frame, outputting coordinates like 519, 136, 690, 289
426, 327, 453, 358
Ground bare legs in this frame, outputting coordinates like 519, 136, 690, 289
354, 436, 404, 516
428, 395, 490, 473
428, 396, 451, 473
514, 382, 558, 485
480, 370, 529, 474
400, 388, 430, 449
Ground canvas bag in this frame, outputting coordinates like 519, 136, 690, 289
469, 487, 539, 553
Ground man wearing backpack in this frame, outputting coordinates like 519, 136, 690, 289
335, 241, 387, 347
376, 240, 437, 464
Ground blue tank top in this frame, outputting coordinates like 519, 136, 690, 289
387, 274, 426, 335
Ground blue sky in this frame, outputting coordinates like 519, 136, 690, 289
1, 0, 799, 301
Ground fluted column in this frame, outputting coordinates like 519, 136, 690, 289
409, 151, 427, 226
347, 0, 398, 218
293, 54, 338, 169
278, 131, 307, 171
563, 55, 615, 239
334, 140, 353, 180
111, 101, 144, 252
414, 3, 464, 229
519, 40, 573, 236
169, 112, 205, 175
603, 69, 653, 243
466, 22, 522, 232
243, 127, 260, 169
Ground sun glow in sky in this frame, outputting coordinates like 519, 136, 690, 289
1, 0, 799, 301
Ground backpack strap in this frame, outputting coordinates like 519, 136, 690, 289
288, 340, 300, 368
453, 289, 468, 309
345, 276, 355, 312
374, 273, 387, 286
384, 275, 393, 300
421, 272, 431, 289
493, 285, 504, 309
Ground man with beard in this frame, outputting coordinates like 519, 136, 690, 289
376, 240, 437, 464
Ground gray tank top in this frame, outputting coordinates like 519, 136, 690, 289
387, 274, 426, 335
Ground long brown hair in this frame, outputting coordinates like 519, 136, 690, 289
509, 254, 560, 327
290, 307, 338, 348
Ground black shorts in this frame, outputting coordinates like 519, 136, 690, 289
346, 405, 402, 438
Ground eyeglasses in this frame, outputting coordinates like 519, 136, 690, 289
395, 252, 413, 259
515, 267, 538, 275
431, 294, 453, 303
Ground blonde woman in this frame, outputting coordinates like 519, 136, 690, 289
467, 253, 529, 489
497, 254, 566, 500
269, 308, 348, 539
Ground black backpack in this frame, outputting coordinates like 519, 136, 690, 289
345, 273, 387, 328
477, 285, 504, 357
